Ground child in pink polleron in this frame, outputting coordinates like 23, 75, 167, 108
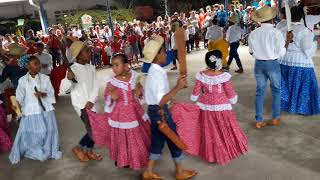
104, 53, 150, 170
191, 50, 248, 165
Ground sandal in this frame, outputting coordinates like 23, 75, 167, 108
72, 146, 89, 162
142, 171, 164, 180
87, 152, 103, 161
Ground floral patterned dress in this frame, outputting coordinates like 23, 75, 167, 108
190, 71, 248, 165
104, 70, 150, 170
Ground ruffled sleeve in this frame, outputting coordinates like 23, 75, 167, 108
104, 82, 115, 113
191, 73, 202, 102
223, 80, 238, 104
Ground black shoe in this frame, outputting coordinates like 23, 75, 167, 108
235, 68, 244, 73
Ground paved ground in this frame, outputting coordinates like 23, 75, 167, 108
1, 46, 320, 180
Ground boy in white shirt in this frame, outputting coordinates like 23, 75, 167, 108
35, 42, 53, 75
142, 35, 197, 180
60, 41, 102, 162
226, 15, 244, 73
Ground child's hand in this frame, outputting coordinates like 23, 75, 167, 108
67, 70, 75, 80
134, 84, 143, 97
85, 101, 94, 110
176, 75, 187, 90
107, 84, 119, 100
34, 92, 47, 98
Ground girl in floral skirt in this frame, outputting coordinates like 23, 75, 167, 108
190, 50, 248, 165
104, 53, 150, 170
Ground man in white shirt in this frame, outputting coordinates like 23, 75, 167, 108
35, 42, 53, 75
226, 15, 245, 73
142, 35, 197, 180
249, 6, 293, 128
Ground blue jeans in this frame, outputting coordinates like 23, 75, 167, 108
254, 60, 281, 122
148, 105, 183, 163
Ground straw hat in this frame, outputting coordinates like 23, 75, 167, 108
229, 15, 238, 24
70, 41, 86, 60
142, 35, 164, 63
251, 6, 277, 23
5, 43, 28, 57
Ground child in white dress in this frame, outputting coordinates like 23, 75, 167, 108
9, 56, 62, 164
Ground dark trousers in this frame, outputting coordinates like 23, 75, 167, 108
79, 109, 95, 150
49, 48, 60, 68
138, 41, 144, 58
148, 105, 183, 161
171, 50, 178, 66
227, 41, 242, 68
186, 40, 190, 53
189, 34, 195, 51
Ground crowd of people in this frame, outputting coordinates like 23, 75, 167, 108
0, 1, 319, 180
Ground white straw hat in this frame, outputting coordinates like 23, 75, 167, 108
70, 41, 86, 60
142, 35, 164, 63
251, 6, 277, 23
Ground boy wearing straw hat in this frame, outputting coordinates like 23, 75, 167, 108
60, 41, 102, 162
248, 6, 293, 129
142, 35, 197, 180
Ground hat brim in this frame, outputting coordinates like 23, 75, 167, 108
4, 47, 28, 57
251, 8, 277, 22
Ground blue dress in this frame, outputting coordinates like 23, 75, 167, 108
279, 23, 320, 115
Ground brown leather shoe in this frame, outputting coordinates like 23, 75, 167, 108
142, 171, 164, 180
267, 119, 281, 126
87, 152, 103, 161
72, 146, 89, 162
255, 122, 267, 129
176, 169, 197, 180
235, 68, 244, 73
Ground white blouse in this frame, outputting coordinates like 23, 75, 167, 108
59, 63, 99, 116
16, 73, 56, 116
279, 23, 317, 68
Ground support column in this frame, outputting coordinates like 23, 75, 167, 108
39, 1, 48, 34
106, 0, 114, 40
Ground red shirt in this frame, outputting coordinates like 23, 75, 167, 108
159, 33, 167, 42
48, 36, 59, 49
27, 47, 37, 55
111, 41, 121, 53
128, 34, 137, 45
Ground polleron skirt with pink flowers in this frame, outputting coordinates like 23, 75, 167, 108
0, 106, 12, 152
199, 110, 248, 165
87, 109, 151, 170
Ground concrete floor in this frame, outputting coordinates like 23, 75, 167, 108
0, 46, 320, 180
